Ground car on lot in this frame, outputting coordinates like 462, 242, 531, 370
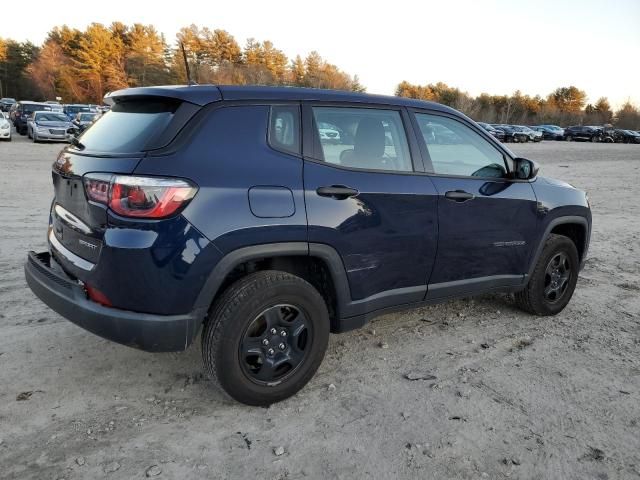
24, 85, 592, 406
317, 121, 342, 144
72, 112, 100, 132
0, 97, 16, 112
532, 125, 564, 140
614, 129, 640, 143
0, 111, 12, 141
26, 111, 74, 143
491, 124, 528, 143
512, 125, 543, 142
477, 122, 506, 142
10, 101, 53, 135
564, 125, 600, 142
63, 104, 94, 120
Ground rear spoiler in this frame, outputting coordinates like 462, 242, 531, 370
104, 85, 223, 107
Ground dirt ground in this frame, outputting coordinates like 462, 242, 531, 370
1, 132, 639, 480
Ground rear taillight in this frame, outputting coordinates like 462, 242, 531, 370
83, 174, 197, 219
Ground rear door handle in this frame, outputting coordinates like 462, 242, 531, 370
444, 190, 474, 202
316, 185, 359, 200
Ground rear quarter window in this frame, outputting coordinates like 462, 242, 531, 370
268, 105, 301, 156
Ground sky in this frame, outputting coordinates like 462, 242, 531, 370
3, 0, 639, 108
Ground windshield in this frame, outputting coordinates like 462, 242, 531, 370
79, 113, 97, 121
74, 99, 178, 153
24, 104, 52, 114
35, 113, 69, 122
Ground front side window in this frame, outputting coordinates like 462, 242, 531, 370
414, 113, 507, 178
311, 107, 412, 172
268, 105, 300, 155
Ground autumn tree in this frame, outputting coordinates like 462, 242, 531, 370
73, 23, 128, 102
615, 102, 640, 130
0, 39, 39, 99
126, 24, 170, 86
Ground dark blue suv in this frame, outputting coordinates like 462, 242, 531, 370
25, 85, 591, 405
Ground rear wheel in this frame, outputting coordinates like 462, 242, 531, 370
515, 234, 579, 316
202, 271, 330, 406
566, 135, 572, 142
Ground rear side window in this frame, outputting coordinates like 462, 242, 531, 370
268, 105, 300, 155
311, 107, 412, 172
74, 100, 178, 154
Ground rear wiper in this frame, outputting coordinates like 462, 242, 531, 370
70, 136, 85, 150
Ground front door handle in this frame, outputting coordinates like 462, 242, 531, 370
316, 185, 359, 200
444, 190, 474, 202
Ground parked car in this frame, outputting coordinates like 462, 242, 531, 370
512, 125, 543, 142
0, 97, 16, 112
11, 101, 53, 135
477, 122, 506, 142
26, 111, 74, 143
24, 85, 592, 406
531, 126, 561, 140
564, 126, 600, 142
491, 124, 528, 143
0, 111, 12, 141
63, 104, 93, 120
73, 112, 100, 132
317, 121, 341, 144
614, 129, 640, 144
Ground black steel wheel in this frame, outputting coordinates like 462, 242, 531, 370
515, 234, 579, 315
202, 270, 330, 406
543, 252, 572, 303
239, 304, 312, 385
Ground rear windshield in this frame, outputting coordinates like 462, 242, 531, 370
73, 99, 178, 153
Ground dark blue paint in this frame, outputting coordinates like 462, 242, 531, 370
304, 161, 438, 300
427, 176, 538, 286
248, 186, 296, 218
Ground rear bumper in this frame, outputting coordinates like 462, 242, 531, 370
24, 251, 205, 352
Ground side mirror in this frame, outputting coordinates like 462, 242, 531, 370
513, 157, 539, 180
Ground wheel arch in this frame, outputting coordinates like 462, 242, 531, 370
193, 243, 351, 333
527, 216, 590, 278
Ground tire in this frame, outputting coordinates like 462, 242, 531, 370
28, 128, 32, 139
33, 132, 39, 143
202, 270, 330, 406
566, 135, 572, 142
515, 234, 579, 316
590, 136, 597, 143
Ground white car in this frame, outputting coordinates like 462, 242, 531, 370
512, 125, 543, 142
318, 122, 341, 144
0, 111, 11, 141
27, 111, 74, 143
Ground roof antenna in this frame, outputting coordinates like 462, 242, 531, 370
180, 42, 197, 86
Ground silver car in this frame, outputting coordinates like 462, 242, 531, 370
0, 111, 12, 141
27, 111, 74, 143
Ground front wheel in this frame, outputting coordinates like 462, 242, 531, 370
515, 234, 579, 316
202, 271, 330, 406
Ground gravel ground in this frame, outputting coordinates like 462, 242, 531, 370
1, 132, 639, 480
